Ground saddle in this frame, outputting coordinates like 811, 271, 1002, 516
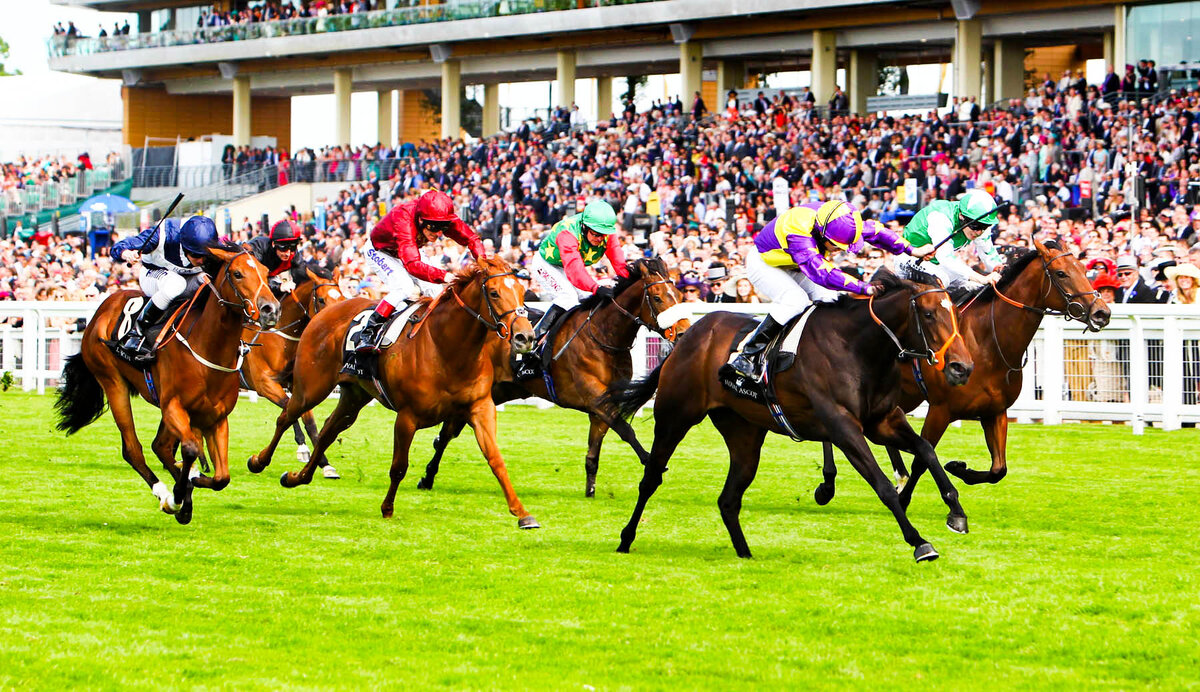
510, 305, 546, 381
717, 306, 815, 405
340, 302, 427, 379
105, 294, 185, 368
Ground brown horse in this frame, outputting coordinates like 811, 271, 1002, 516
604, 270, 974, 562
246, 256, 541, 528
417, 257, 692, 497
881, 237, 1110, 510
240, 267, 345, 473
54, 247, 280, 524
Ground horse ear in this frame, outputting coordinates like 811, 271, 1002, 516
305, 266, 320, 283
1031, 234, 1048, 254
333, 266, 342, 282
208, 247, 237, 263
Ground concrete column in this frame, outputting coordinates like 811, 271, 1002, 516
954, 18, 983, 102
1103, 30, 1115, 69
811, 29, 838, 105
483, 83, 501, 137
376, 89, 393, 147
679, 42, 703, 112
994, 39, 1026, 103
137, 10, 153, 33
848, 49, 877, 115
982, 43, 994, 104
556, 50, 577, 107
441, 60, 461, 139
333, 68, 352, 146
232, 75, 251, 147
1113, 4, 1127, 71
716, 59, 745, 101
595, 76, 613, 122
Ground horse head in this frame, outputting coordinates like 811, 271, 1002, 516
871, 269, 973, 386
469, 256, 536, 354
209, 247, 280, 328
626, 258, 691, 342
1032, 236, 1111, 331
305, 266, 346, 316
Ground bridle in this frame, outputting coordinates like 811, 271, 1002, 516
446, 270, 529, 341
560, 272, 683, 358
245, 278, 340, 343
210, 251, 273, 328
869, 287, 962, 372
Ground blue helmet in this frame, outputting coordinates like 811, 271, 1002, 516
180, 215, 219, 256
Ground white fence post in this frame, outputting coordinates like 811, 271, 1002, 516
1163, 315, 1183, 431
21, 308, 38, 392
1130, 315, 1148, 435
1041, 319, 1064, 425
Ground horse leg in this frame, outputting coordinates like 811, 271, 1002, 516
417, 418, 465, 491
160, 400, 202, 525
281, 385, 371, 488
897, 405, 952, 511
617, 407, 701, 554
467, 399, 538, 529
100, 373, 174, 514
708, 410, 768, 558
814, 441, 837, 506
584, 413, 609, 498
248, 364, 338, 473
192, 418, 230, 491
299, 411, 336, 474
825, 409, 937, 562
151, 420, 182, 483
886, 446, 911, 491
869, 408, 968, 535
379, 412, 416, 519
945, 414, 1009, 485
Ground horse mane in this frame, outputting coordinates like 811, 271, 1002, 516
965, 238, 1062, 305
573, 260, 653, 312
200, 242, 247, 278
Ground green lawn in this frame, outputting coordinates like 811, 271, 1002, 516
0, 390, 1197, 689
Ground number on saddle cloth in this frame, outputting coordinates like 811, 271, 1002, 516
107, 295, 178, 364
718, 306, 816, 403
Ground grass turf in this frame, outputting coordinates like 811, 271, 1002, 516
0, 390, 1197, 689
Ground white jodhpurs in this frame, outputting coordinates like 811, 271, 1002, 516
138, 267, 198, 310
365, 247, 425, 309
745, 249, 838, 323
895, 255, 975, 290
531, 254, 592, 310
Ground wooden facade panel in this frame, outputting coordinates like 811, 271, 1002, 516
122, 85, 291, 150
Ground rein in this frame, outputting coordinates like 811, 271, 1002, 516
443, 270, 528, 341
868, 287, 961, 371
244, 279, 338, 344
562, 276, 680, 359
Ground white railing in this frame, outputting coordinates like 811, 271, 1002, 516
5, 301, 1199, 433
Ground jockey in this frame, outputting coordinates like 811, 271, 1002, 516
529, 199, 629, 339
112, 215, 220, 359
732, 201, 931, 378
354, 189, 486, 353
895, 188, 1005, 291
247, 219, 307, 297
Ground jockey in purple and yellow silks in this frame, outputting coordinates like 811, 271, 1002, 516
732, 200, 933, 378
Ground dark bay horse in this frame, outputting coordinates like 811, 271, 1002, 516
240, 267, 345, 471
54, 247, 280, 524
418, 257, 692, 497
881, 237, 1110, 509
246, 256, 541, 528
604, 270, 974, 562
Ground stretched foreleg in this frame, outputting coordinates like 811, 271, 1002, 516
417, 418, 466, 490
869, 407, 967, 535
945, 413, 1009, 485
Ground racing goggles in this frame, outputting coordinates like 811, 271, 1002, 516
421, 219, 454, 235
274, 241, 299, 252
964, 217, 994, 233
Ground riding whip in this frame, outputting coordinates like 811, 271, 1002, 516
138, 192, 185, 254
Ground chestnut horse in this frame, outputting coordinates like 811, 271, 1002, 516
604, 270, 974, 562
878, 237, 1111, 511
54, 247, 280, 524
240, 267, 345, 471
418, 257, 692, 497
246, 256, 540, 528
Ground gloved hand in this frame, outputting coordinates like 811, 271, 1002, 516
121, 250, 141, 264
594, 285, 615, 301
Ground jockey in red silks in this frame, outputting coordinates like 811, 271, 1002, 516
354, 189, 487, 353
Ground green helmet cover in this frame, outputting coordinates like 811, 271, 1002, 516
959, 189, 998, 226
580, 200, 618, 235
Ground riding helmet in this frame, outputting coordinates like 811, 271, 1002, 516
815, 200, 863, 253
415, 190, 456, 222
960, 189, 999, 227
180, 215, 219, 256
580, 200, 617, 235
270, 219, 302, 245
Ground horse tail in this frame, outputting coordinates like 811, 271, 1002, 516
54, 353, 107, 435
601, 362, 663, 421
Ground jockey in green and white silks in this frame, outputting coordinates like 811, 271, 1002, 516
895, 189, 1005, 290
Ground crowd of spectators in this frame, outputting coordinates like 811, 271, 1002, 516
197, 0, 378, 28
6, 61, 1200, 315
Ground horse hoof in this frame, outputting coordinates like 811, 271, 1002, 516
416, 477, 433, 491
321, 465, 340, 480
895, 474, 909, 492
616, 543, 631, 554
585, 487, 595, 499
814, 484, 834, 506
247, 455, 264, 474
947, 514, 969, 534
174, 500, 193, 525
280, 472, 298, 488
518, 515, 541, 530
944, 460, 968, 476
381, 506, 394, 519
914, 543, 939, 562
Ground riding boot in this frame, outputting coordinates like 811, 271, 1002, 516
534, 305, 566, 342
731, 314, 784, 379
120, 301, 166, 359
355, 305, 399, 354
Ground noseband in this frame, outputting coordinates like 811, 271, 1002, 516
985, 250, 1102, 329
447, 270, 528, 342
211, 251, 273, 328
869, 288, 962, 371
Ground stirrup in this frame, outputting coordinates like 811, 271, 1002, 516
730, 353, 763, 381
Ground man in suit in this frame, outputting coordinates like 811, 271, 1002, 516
1116, 255, 1169, 303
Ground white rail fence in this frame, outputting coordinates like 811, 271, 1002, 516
4, 301, 1200, 434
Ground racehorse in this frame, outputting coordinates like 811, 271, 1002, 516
240, 267, 345, 471
417, 257, 692, 497
246, 256, 541, 528
879, 237, 1110, 509
603, 270, 974, 562
54, 247, 280, 524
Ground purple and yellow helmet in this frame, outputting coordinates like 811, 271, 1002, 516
815, 200, 864, 254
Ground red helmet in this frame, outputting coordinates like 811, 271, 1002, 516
270, 219, 302, 245
415, 190, 456, 223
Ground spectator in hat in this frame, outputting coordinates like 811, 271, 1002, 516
1091, 272, 1122, 304
705, 262, 737, 304
1116, 255, 1169, 304
678, 275, 706, 303
1166, 263, 1200, 304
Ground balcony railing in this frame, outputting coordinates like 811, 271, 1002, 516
47, 0, 658, 59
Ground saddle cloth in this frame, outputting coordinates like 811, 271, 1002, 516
718, 305, 817, 403
107, 294, 184, 367
340, 302, 424, 379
